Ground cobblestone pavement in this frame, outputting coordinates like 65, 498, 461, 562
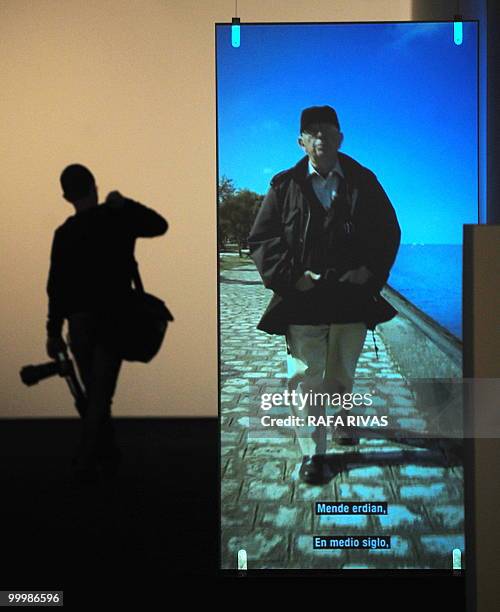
220, 256, 464, 570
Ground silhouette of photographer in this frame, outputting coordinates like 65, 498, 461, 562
46, 164, 167, 482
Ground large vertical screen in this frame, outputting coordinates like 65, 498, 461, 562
218, 21, 478, 572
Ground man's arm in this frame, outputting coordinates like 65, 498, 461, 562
46, 229, 66, 349
248, 186, 299, 296
361, 175, 401, 292
106, 191, 168, 237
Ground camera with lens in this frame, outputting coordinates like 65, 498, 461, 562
20, 351, 87, 417
20, 352, 72, 386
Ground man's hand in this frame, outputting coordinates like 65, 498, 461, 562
295, 270, 321, 292
339, 265, 374, 285
46, 336, 67, 360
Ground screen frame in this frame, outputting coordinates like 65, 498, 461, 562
216, 19, 480, 589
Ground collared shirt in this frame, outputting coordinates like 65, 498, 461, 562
307, 158, 344, 210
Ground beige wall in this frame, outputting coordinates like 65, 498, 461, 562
0, 0, 411, 417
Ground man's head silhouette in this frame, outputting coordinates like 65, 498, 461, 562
60, 164, 98, 211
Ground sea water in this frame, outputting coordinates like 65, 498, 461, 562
388, 244, 461, 339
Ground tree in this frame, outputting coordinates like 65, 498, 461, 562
218, 176, 236, 250
218, 182, 263, 257
218, 176, 236, 205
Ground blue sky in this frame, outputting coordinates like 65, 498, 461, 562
216, 22, 478, 244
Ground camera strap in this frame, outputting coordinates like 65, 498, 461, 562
131, 259, 145, 294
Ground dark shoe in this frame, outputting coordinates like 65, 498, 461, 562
335, 436, 360, 446
332, 426, 359, 446
299, 455, 333, 485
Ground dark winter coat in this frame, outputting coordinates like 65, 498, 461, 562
248, 153, 401, 335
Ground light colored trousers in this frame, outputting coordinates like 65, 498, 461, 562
286, 322, 367, 457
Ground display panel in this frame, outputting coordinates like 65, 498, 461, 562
217, 21, 478, 571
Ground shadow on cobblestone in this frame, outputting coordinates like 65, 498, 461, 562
322, 445, 462, 479
220, 275, 262, 286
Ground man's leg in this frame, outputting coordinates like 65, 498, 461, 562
325, 322, 367, 443
80, 342, 122, 467
68, 314, 122, 475
286, 324, 336, 483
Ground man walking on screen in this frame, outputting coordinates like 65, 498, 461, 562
248, 106, 400, 484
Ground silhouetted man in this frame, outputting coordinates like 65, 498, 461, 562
46, 164, 167, 482
249, 106, 400, 484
